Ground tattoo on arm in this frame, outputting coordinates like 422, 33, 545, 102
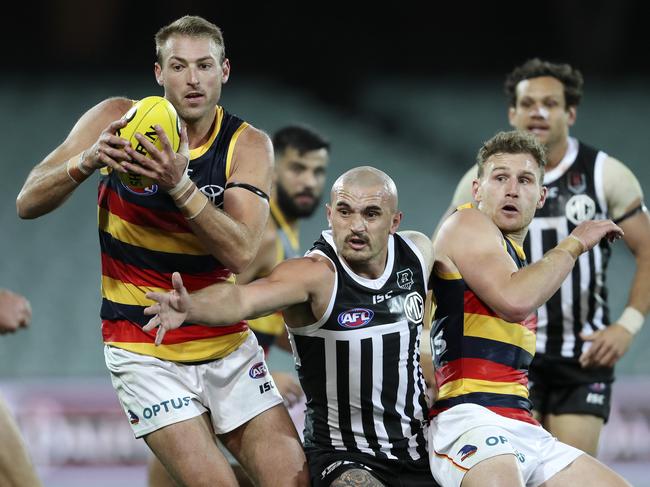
330, 468, 385, 487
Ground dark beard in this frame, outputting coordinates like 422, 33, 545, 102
276, 183, 320, 219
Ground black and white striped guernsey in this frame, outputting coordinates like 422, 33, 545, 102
523, 137, 611, 359
288, 230, 430, 462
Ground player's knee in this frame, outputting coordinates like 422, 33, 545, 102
330, 468, 384, 486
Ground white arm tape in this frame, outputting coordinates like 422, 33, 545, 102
168, 173, 192, 198
616, 306, 645, 335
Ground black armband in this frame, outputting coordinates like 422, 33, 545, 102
613, 203, 646, 224
225, 182, 270, 201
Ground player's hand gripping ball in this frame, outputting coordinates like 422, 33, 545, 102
116, 96, 181, 191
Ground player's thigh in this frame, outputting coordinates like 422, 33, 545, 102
540, 453, 631, 487
202, 333, 285, 435
148, 440, 256, 487
461, 454, 524, 487
145, 412, 238, 487
545, 413, 604, 456
220, 403, 308, 487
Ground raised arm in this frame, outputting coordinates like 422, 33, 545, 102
185, 127, 273, 272
16, 97, 133, 218
439, 208, 623, 323
143, 255, 333, 344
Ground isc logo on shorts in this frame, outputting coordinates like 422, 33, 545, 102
338, 308, 374, 328
249, 362, 268, 379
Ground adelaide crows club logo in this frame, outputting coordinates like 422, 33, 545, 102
127, 409, 140, 425
120, 175, 159, 196
458, 444, 478, 462
338, 308, 374, 328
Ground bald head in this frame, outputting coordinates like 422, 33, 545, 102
330, 166, 398, 211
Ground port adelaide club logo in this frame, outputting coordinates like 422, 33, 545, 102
396, 268, 414, 290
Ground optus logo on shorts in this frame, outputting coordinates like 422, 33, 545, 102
338, 308, 374, 328
249, 362, 268, 379
142, 397, 191, 419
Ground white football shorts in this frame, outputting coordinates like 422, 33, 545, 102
105, 332, 284, 438
428, 403, 583, 487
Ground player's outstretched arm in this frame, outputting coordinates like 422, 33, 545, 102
144, 256, 332, 345
17, 97, 133, 219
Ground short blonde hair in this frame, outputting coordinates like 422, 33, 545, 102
155, 15, 225, 64
477, 130, 547, 180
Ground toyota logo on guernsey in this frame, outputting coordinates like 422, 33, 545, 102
249, 362, 268, 379
338, 308, 374, 328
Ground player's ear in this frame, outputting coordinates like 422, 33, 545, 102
471, 179, 482, 202
508, 105, 517, 128
221, 58, 231, 84
154, 63, 163, 86
389, 211, 403, 234
326, 204, 332, 228
567, 105, 577, 127
537, 186, 548, 209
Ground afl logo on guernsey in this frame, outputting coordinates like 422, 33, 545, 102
248, 362, 268, 379
338, 308, 374, 328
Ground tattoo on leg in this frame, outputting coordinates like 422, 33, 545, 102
330, 468, 385, 486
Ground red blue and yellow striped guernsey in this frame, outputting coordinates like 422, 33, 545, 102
98, 105, 251, 362
430, 213, 538, 425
